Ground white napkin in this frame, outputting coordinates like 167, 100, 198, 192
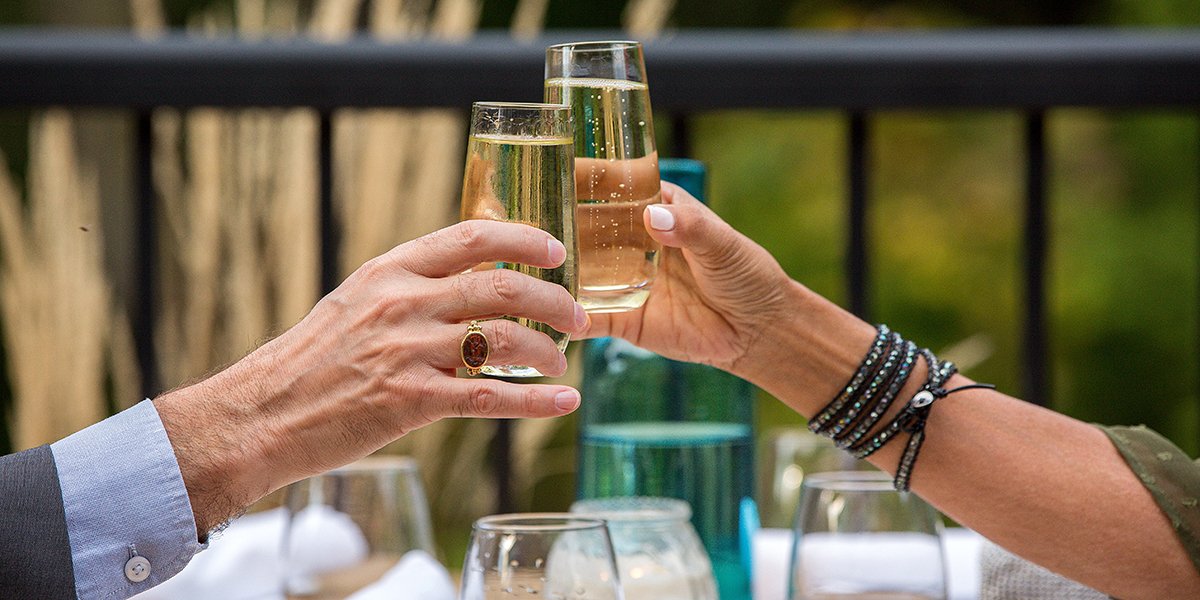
132, 506, 451, 600
132, 508, 291, 600
346, 550, 456, 600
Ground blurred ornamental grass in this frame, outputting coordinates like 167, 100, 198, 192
0, 0, 675, 556
0, 111, 142, 451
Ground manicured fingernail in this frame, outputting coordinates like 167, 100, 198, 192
547, 239, 566, 264
574, 303, 588, 330
647, 205, 675, 231
555, 389, 580, 412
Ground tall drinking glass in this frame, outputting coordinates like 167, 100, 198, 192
460, 514, 624, 600
789, 472, 947, 600
460, 102, 579, 377
545, 41, 661, 313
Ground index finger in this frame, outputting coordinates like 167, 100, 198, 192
396, 220, 567, 278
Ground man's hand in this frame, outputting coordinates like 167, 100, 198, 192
154, 220, 589, 534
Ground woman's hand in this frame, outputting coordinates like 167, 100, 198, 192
155, 220, 588, 533
582, 182, 797, 377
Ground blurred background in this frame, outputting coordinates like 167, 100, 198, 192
1, 0, 1197, 563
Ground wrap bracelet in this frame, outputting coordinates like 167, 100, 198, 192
810, 326, 997, 492
848, 351, 954, 460
826, 336, 911, 440
892, 379, 997, 491
835, 340, 918, 449
809, 325, 893, 434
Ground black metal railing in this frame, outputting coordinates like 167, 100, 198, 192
1, 28, 1198, 498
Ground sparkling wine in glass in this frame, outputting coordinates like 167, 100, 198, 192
545, 40, 661, 313
460, 513, 624, 600
460, 102, 579, 377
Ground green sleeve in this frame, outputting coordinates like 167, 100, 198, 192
1099, 424, 1200, 573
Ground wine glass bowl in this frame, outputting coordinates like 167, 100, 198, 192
282, 456, 437, 599
460, 513, 624, 600
789, 471, 947, 600
571, 497, 717, 600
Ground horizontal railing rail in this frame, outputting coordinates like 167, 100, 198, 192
0, 29, 1197, 508
1, 29, 1199, 109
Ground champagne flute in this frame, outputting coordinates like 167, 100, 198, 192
545, 41, 661, 313
460, 102, 579, 377
460, 514, 624, 600
789, 472, 947, 600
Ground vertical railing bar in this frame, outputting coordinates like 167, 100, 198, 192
492, 421, 514, 514
318, 110, 338, 295
672, 112, 692, 158
848, 112, 870, 320
134, 110, 160, 399
1022, 111, 1049, 407
1196, 111, 1200, 448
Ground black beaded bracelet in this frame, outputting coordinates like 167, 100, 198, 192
828, 340, 917, 443
834, 340, 918, 449
809, 325, 892, 434
848, 351, 954, 460
892, 378, 997, 491
811, 325, 995, 492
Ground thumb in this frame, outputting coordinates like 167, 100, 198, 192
644, 181, 741, 265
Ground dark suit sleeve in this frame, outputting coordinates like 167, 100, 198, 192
0, 445, 79, 599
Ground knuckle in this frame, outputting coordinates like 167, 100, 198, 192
489, 321, 515, 355
489, 269, 519, 302
523, 386, 544, 415
453, 221, 484, 250
462, 383, 502, 418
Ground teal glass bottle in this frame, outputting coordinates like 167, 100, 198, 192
578, 158, 754, 600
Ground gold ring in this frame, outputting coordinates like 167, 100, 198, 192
461, 320, 489, 376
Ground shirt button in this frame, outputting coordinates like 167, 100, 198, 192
124, 556, 151, 583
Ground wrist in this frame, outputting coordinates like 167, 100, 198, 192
154, 354, 276, 535
737, 280, 877, 419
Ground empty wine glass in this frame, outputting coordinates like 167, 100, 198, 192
283, 456, 437, 599
789, 471, 946, 600
460, 513, 624, 600
758, 427, 870, 529
571, 497, 717, 600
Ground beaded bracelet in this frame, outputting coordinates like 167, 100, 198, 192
892, 378, 996, 491
848, 351, 954, 460
808, 325, 892, 434
830, 336, 902, 439
834, 340, 918, 449
813, 325, 996, 492
828, 340, 917, 443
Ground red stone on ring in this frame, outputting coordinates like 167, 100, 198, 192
461, 326, 489, 369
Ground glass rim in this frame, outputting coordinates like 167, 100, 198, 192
471, 101, 570, 112
329, 454, 419, 474
802, 470, 897, 492
546, 40, 641, 52
473, 513, 608, 533
570, 496, 692, 523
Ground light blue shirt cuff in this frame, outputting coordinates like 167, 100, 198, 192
51, 400, 205, 599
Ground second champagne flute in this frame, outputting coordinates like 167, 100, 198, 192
545, 40, 662, 313
460, 102, 579, 377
